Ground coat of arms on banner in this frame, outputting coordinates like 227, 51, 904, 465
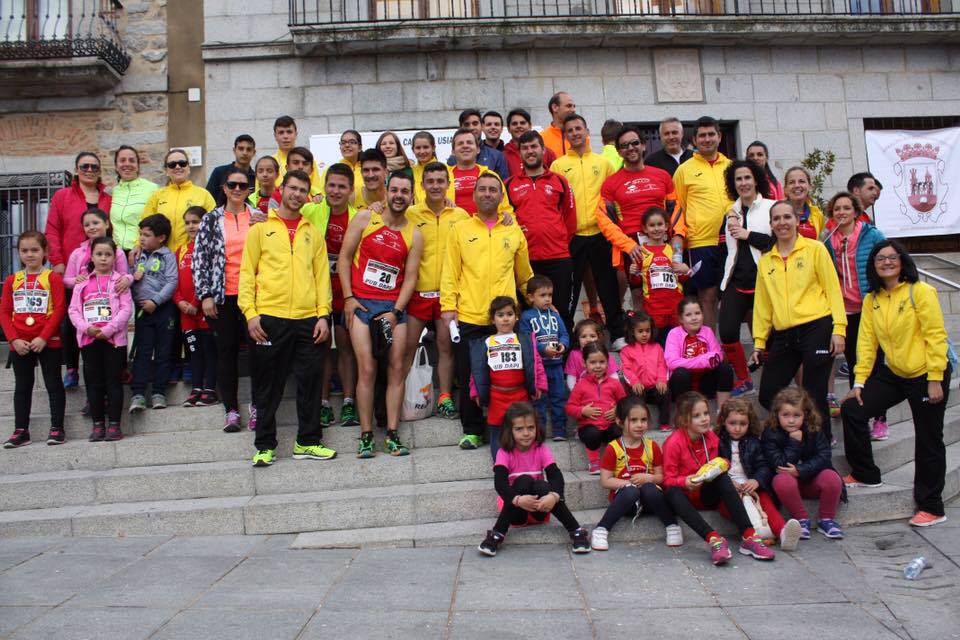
866, 127, 959, 238
893, 142, 948, 223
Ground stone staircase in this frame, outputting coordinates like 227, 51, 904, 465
0, 361, 958, 546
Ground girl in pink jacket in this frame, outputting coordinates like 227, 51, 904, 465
68, 237, 134, 443
664, 297, 734, 413
619, 312, 672, 431
565, 342, 627, 474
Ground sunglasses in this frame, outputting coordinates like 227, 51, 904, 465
78, 163, 101, 172
225, 181, 250, 190
166, 160, 189, 169
618, 139, 643, 150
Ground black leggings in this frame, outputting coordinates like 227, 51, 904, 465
668, 364, 735, 398
185, 329, 217, 391
81, 341, 125, 423
664, 474, 752, 540
493, 476, 580, 535
9, 347, 64, 431
209, 296, 253, 412
641, 387, 671, 425
579, 424, 622, 451
718, 288, 753, 344
597, 483, 677, 531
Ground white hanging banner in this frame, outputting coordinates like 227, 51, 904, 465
309, 128, 460, 175
865, 127, 958, 238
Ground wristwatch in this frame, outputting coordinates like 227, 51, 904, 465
392, 307, 404, 317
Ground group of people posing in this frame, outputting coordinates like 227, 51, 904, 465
1, 92, 952, 562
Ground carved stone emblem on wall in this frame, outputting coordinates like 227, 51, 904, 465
653, 49, 704, 103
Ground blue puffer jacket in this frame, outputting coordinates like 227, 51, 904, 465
824, 222, 885, 299
717, 431, 774, 493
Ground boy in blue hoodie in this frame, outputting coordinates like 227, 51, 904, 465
130, 214, 178, 412
521, 275, 570, 440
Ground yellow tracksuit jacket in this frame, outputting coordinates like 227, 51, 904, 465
550, 148, 615, 236
672, 152, 733, 249
407, 202, 470, 294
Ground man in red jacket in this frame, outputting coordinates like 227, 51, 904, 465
505, 130, 577, 330
502, 108, 557, 179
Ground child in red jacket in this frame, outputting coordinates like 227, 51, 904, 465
661, 391, 775, 566
619, 311, 672, 431
175, 207, 217, 407
565, 343, 626, 475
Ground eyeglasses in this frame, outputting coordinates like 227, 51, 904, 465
618, 139, 643, 150
78, 163, 101, 172
340, 139, 359, 146
166, 160, 189, 169
874, 254, 900, 264
225, 181, 250, 190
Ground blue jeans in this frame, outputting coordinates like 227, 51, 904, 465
131, 302, 174, 397
535, 364, 567, 438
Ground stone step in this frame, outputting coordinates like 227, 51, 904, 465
3, 438, 958, 538
2, 407, 958, 514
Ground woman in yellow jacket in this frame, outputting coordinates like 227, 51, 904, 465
749, 200, 846, 440
141, 149, 216, 254
840, 240, 951, 528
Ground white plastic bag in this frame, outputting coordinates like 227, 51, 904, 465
742, 494, 774, 541
401, 344, 434, 422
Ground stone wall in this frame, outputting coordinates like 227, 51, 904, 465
0, 1, 170, 185
203, 43, 960, 191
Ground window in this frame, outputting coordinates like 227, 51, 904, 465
0, 172, 65, 278
4, 0, 71, 42
371, 0, 479, 19
630, 120, 739, 159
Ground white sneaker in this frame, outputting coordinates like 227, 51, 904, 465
779, 518, 802, 551
591, 526, 609, 551
665, 524, 683, 547
611, 337, 627, 352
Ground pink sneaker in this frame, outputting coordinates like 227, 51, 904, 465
739, 534, 776, 561
870, 417, 888, 441
708, 536, 732, 565
589, 460, 601, 475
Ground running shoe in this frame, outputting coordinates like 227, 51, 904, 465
589, 460, 601, 475
870, 417, 889, 441
591, 526, 609, 551
842, 474, 883, 488
248, 403, 257, 431
611, 337, 627, 352
817, 519, 844, 539
731, 379, 754, 397
385, 430, 409, 456
436, 394, 458, 419
88, 422, 106, 443
459, 434, 483, 450
46, 427, 65, 446
105, 422, 123, 441
709, 535, 732, 565
478, 529, 504, 557
319, 404, 335, 428
798, 518, 811, 540
570, 527, 591, 554
659, 424, 673, 432
195, 390, 218, 407
293, 442, 337, 460
150, 394, 167, 410
838, 361, 850, 377
357, 432, 375, 459
665, 524, 683, 547
553, 434, 568, 442
827, 393, 841, 418
3, 429, 31, 448
63, 368, 79, 389
339, 401, 359, 427
223, 410, 242, 433
252, 449, 275, 467
909, 511, 948, 527
779, 519, 802, 551
740, 534, 776, 560
182, 389, 202, 407
128, 394, 147, 413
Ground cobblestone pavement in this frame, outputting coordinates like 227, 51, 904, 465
0, 505, 958, 639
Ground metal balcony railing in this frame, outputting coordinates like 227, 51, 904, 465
0, 0, 130, 75
290, 0, 953, 24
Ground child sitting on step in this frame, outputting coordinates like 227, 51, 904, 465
565, 342, 625, 475
477, 402, 591, 557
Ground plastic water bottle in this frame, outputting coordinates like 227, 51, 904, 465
903, 556, 930, 580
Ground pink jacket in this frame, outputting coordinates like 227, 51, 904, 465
565, 374, 627, 430
664, 325, 723, 374
620, 342, 668, 388
67, 272, 133, 347
63, 239, 131, 289
44, 183, 112, 267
